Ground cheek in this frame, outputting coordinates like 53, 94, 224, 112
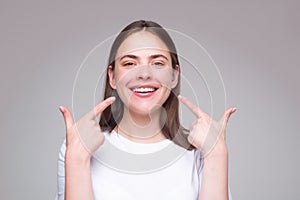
114, 69, 133, 85
153, 69, 174, 88
114, 67, 175, 89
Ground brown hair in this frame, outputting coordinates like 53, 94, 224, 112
99, 20, 195, 150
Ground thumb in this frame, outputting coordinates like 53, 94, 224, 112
59, 106, 75, 129
220, 107, 237, 128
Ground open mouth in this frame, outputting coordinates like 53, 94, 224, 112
130, 86, 159, 97
132, 87, 158, 93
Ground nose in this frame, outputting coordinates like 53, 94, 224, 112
136, 65, 152, 80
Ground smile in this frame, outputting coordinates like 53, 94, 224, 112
132, 87, 157, 93
130, 86, 159, 98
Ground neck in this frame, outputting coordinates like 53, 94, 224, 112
117, 107, 167, 143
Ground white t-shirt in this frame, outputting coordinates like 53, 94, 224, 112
55, 130, 232, 200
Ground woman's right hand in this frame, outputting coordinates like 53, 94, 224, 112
59, 97, 116, 160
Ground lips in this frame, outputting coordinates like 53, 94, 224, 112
130, 85, 159, 97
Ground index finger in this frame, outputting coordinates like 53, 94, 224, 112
178, 95, 207, 118
87, 96, 116, 119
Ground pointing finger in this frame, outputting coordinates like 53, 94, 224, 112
178, 95, 207, 118
87, 96, 116, 120
59, 106, 75, 129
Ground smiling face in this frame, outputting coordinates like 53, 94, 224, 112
108, 31, 179, 116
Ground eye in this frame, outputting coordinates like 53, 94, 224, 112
152, 61, 165, 66
123, 62, 135, 67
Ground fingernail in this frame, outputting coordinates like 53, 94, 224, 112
59, 106, 64, 113
110, 96, 116, 102
177, 94, 182, 99
232, 107, 237, 112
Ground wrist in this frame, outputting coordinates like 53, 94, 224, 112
204, 141, 228, 161
65, 148, 92, 166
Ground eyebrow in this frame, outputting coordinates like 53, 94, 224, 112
119, 54, 169, 61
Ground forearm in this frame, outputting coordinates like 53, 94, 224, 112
198, 147, 229, 200
65, 151, 94, 200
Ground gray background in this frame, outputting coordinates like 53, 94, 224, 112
0, 0, 299, 199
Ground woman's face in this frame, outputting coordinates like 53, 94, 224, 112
108, 31, 179, 116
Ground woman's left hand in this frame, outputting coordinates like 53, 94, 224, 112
178, 95, 236, 157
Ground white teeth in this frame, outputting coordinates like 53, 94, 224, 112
133, 88, 155, 93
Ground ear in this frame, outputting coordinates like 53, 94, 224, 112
171, 64, 180, 88
108, 65, 117, 89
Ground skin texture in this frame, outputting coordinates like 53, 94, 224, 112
108, 31, 179, 142
59, 30, 236, 200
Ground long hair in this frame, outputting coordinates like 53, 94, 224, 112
99, 20, 195, 150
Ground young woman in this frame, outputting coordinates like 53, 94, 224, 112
57, 20, 236, 200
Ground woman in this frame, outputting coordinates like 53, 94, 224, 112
57, 20, 236, 200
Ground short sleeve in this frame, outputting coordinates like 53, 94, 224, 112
55, 139, 66, 200
229, 186, 233, 200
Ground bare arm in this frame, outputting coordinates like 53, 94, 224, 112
178, 95, 235, 200
199, 144, 229, 200
59, 97, 115, 200
65, 146, 94, 200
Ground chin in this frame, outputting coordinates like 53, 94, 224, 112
128, 103, 162, 116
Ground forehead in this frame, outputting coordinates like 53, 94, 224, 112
116, 31, 170, 59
